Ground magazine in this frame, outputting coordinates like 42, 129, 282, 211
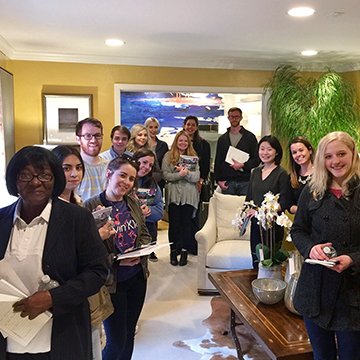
179, 155, 199, 171
92, 206, 112, 228
137, 188, 156, 206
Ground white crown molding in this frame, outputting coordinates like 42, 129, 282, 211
0, 35, 14, 58
1, 40, 360, 73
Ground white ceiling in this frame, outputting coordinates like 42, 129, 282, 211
1, 0, 360, 71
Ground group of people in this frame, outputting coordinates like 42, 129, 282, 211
1, 105, 359, 360
212, 107, 360, 360
0, 114, 212, 360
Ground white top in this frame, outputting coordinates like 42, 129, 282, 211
4, 199, 53, 353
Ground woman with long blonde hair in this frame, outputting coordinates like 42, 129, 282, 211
292, 131, 360, 360
127, 124, 152, 153
161, 130, 200, 266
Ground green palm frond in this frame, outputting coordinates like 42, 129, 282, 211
264, 65, 360, 149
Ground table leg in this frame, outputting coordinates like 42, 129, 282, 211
230, 308, 244, 360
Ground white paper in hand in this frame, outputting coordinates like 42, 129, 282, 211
225, 146, 249, 165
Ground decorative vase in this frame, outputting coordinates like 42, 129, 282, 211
284, 273, 300, 315
257, 263, 283, 280
284, 251, 304, 315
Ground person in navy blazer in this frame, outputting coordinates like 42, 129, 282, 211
0, 146, 108, 360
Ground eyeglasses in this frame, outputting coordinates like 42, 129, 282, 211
229, 115, 241, 119
78, 133, 103, 140
18, 172, 54, 182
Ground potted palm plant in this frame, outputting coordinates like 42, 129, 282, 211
264, 65, 360, 148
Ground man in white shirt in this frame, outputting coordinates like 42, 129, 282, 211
75, 118, 109, 201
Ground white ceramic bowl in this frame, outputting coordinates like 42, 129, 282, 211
251, 278, 287, 305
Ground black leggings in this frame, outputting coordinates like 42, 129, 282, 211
168, 203, 196, 252
102, 270, 147, 360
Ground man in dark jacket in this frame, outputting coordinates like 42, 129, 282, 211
214, 107, 259, 195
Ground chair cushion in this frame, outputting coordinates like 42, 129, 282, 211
215, 192, 249, 241
206, 240, 252, 269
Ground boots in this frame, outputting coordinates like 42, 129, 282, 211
170, 250, 178, 266
179, 250, 188, 266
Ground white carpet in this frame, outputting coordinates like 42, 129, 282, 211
132, 226, 213, 360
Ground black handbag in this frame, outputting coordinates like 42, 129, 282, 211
200, 181, 211, 202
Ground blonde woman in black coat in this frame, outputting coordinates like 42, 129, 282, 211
291, 131, 360, 360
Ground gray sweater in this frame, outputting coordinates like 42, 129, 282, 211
161, 152, 200, 213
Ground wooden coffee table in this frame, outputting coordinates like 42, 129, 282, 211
209, 269, 313, 360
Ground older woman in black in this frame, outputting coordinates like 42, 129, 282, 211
0, 146, 107, 360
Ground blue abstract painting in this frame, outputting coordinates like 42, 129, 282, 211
120, 91, 224, 130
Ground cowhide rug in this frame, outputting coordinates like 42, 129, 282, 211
173, 296, 270, 360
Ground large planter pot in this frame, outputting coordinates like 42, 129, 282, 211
257, 263, 283, 280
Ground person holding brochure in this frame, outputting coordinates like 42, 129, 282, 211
214, 107, 259, 195
161, 130, 200, 266
133, 148, 164, 262
84, 154, 152, 360
0, 146, 108, 360
291, 132, 360, 360
245, 135, 289, 269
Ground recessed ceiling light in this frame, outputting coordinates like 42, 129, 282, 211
105, 39, 125, 46
288, 7, 315, 17
301, 50, 318, 56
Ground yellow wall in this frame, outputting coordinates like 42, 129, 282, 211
7, 60, 273, 150
343, 70, 360, 103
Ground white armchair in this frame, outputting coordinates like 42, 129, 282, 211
196, 192, 252, 295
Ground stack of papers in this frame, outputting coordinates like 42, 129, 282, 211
0, 260, 52, 346
115, 243, 171, 260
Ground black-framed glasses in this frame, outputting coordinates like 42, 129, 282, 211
78, 133, 103, 140
229, 115, 241, 119
18, 173, 54, 182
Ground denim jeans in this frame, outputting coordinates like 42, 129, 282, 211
304, 317, 360, 360
221, 180, 249, 196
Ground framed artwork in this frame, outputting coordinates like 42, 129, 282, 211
114, 84, 269, 147
43, 94, 92, 145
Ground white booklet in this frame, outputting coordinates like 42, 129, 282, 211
225, 146, 250, 165
115, 243, 171, 260
0, 260, 53, 346
305, 259, 339, 268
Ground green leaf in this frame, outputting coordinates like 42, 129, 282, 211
261, 259, 274, 268
255, 243, 270, 260
274, 248, 289, 263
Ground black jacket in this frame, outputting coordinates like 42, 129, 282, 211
193, 138, 211, 180
291, 181, 360, 330
214, 126, 259, 182
0, 198, 108, 359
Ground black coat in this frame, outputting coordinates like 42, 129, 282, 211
0, 198, 108, 359
193, 138, 211, 181
214, 126, 259, 182
291, 182, 360, 330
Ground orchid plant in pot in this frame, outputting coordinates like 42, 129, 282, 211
233, 192, 292, 275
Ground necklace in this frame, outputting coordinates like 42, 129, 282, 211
298, 174, 312, 185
